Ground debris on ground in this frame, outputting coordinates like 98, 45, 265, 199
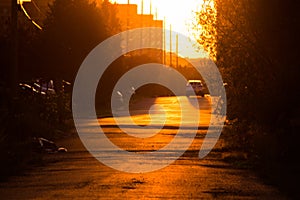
32, 137, 67, 153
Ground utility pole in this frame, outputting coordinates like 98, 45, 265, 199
176, 34, 178, 68
10, 0, 18, 98
141, 0, 144, 15
140, 0, 144, 54
126, 0, 129, 54
163, 17, 166, 65
149, 0, 152, 49
169, 24, 172, 67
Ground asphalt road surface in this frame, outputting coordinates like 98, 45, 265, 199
0, 96, 288, 199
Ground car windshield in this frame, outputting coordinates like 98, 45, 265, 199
187, 80, 202, 86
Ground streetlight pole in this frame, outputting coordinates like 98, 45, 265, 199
169, 24, 172, 67
176, 34, 178, 68
10, 0, 18, 98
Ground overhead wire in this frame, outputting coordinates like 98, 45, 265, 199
19, 1, 43, 30
31, 0, 42, 13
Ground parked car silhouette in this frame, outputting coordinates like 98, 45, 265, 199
19, 79, 56, 95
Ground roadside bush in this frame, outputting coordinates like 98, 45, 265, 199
0, 88, 72, 181
222, 119, 300, 198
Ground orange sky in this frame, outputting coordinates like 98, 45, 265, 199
113, 0, 207, 58
113, 0, 203, 34
19, 0, 209, 58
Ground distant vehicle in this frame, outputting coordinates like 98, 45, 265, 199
19, 79, 56, 95
112, 86, 136, 111
33, 83, 55, 95
34, 79, 56, 95
62, 80, 72, 93
19, 83, 45, 95
186, 80, 205, 97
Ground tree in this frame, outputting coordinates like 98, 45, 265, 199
35, 0, 120, 82
193, 0, 300, 124
193, 1, 300, 197
24, 0, 121, 122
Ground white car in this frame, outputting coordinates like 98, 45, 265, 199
186, 80, 205, 97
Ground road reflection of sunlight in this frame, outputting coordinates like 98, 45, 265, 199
95, 96, 212, 152
98, 96, 212, 128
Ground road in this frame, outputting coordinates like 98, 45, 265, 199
0, 96, 287, 199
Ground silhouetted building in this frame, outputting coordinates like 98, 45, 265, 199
113, 4, 162, 30
113, 3, 163, 61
